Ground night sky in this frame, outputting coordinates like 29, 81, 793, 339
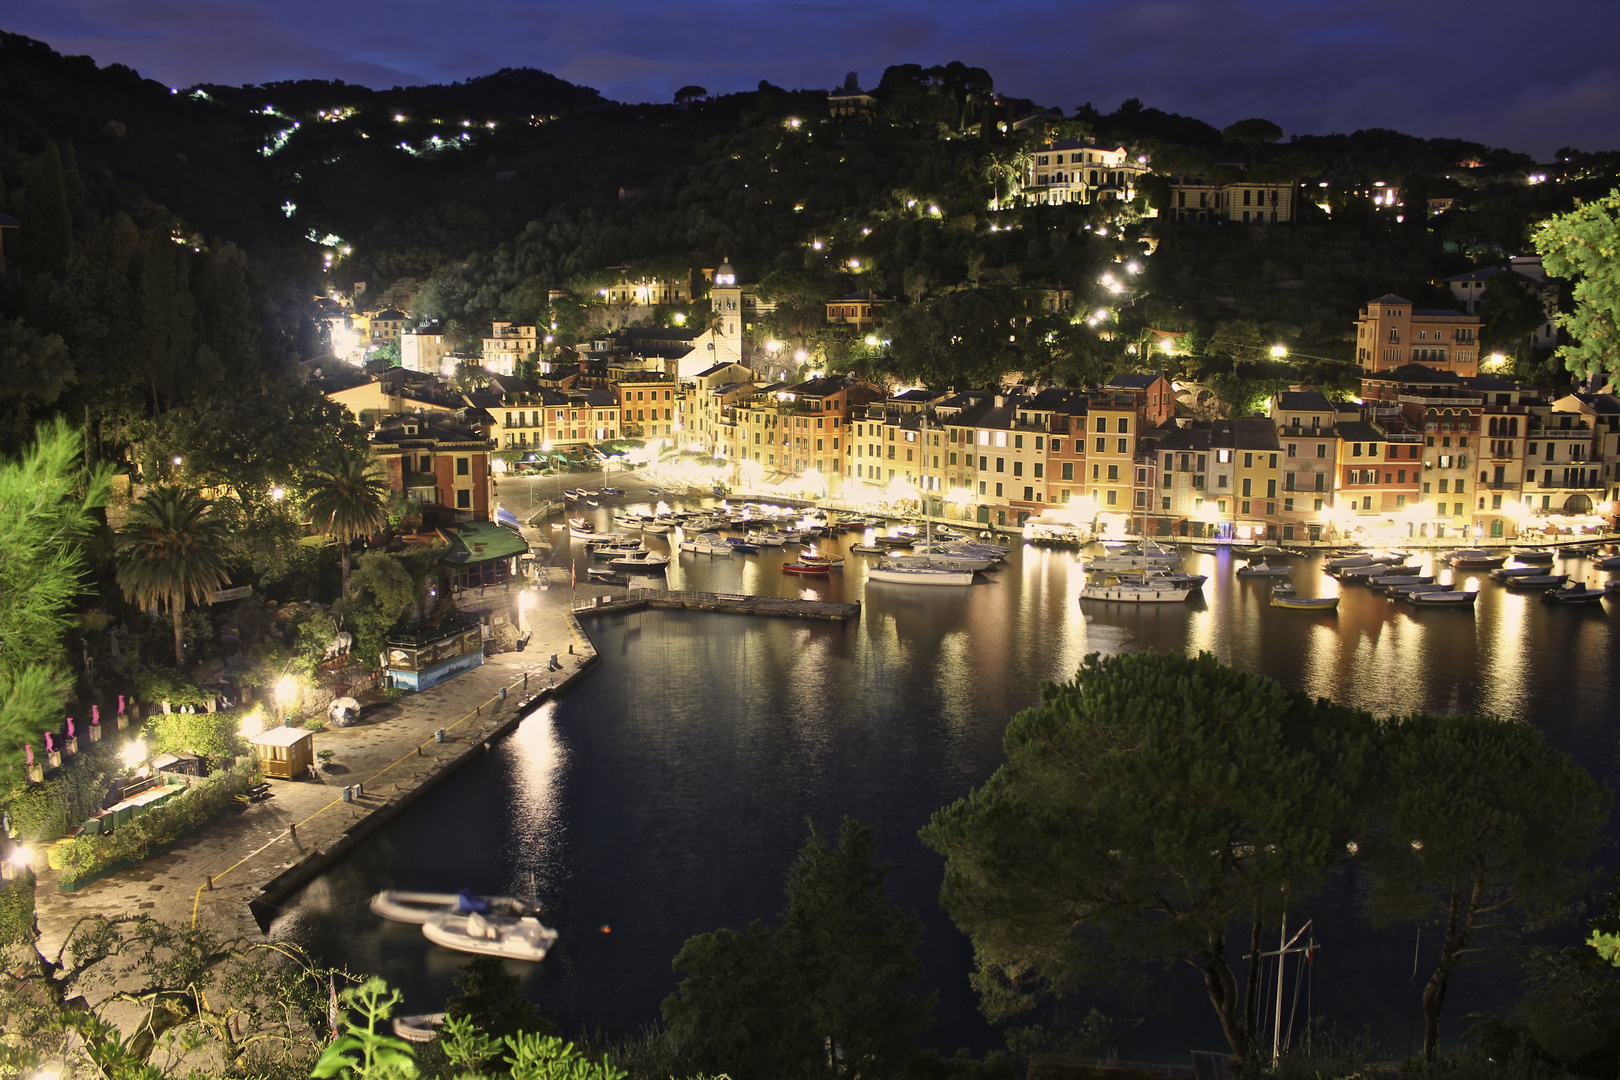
8, 0, 1620, 159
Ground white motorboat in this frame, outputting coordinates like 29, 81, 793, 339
1236, 562, 1292, 577
849, 543, 886, 554
369, 889, 539, 925
567, 518, 598, 539
679, 533, 734, 555
749, 531, 789, 546
866, 560, 975, 586
393, 1014, 447, 1044
422, 911, 559, 962
612, 512, 645, 530
1080, 580, 1192, 603
611, 550, 670, 570
641, 519, 673, 534
1596, 554, 1620, 570
1325, 552, 1375, 569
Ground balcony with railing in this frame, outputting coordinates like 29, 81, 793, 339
1530, 425, 1594, 439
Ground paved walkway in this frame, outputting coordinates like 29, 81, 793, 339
31, 582, 623, 958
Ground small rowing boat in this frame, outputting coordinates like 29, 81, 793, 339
1270, 595, 1339, 611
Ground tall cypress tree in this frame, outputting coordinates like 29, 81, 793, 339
139, 231, 198, 412
19, 142, 72, 276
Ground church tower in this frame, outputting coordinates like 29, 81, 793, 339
709, 259, 744, 367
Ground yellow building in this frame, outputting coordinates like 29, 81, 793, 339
1083, 390, 1141, 533
1270, 391, 1348, 541
481, 322, 537, 377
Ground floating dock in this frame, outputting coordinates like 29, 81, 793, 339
574, 589, 859, 622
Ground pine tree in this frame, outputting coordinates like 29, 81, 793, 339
0, 420, 108, 776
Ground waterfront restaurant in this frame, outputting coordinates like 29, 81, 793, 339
383, 619, 484, 691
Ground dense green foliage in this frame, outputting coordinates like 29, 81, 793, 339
140, 707, 250, 762
446, 955, 553, 1043
1364, 713, 1610, 1061
339, 551, 419, 663
921, 651, 1373, 1067
664, 818, 932, 1080
5, 736, 121, 842
924, 652, 1612, 1069
0, 420, 109, 777
1534, 189, 1620, 379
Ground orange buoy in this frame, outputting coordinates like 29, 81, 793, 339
600, 925, 612, 934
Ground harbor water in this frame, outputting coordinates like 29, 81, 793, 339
270, 513, 1619, 1061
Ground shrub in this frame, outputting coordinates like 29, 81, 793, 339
142, 709, 248, 763
0, 879, 36, 949
129, 666, 216, 711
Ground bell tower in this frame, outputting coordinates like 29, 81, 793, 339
709, 259, 744, 366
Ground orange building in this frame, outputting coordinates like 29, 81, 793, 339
1354, 294, 1482, 376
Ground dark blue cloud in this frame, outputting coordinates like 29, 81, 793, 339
7, 0, 1619, 157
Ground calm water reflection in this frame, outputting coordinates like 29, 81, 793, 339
273, 510, 1618, 1061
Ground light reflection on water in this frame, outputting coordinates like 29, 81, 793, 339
275, 531, 1619, 1062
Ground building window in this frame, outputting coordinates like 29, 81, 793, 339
456, 457, 469, 476
1062, 462, 1074, 480
456, 489, 471, 509
1217, 449, 1232, 463
1117, 438, 1128, 454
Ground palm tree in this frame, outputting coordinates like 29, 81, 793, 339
116, 486, 231, 668
304, 448, 390, 598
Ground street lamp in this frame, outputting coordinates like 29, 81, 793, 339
274, 676, 298, 726
1270, 345, 1289, 359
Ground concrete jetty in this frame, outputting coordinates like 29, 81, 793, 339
574, 588, 860, 621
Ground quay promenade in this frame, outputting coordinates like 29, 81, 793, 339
30, 580, 626, 957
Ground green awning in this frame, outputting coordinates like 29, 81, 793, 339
440, 520, 529, 565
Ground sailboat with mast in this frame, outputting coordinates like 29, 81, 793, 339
866, 409, 977, 586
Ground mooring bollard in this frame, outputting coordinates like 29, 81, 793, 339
289, 822, 298, 842
341, 786, 353, 803
435, 728, 445, 743
499, 686, 507, 701
354, 781, 363, 798
206, 875, 214, 891
524, 673, 529, 690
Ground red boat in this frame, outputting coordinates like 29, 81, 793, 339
782, 562, 831, 575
